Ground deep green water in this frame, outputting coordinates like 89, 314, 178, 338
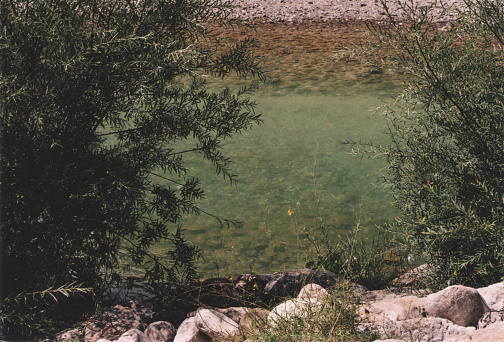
150, 74, 405, 278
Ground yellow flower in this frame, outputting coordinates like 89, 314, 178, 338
288, 209, 294, 216
454, 271, 457, 276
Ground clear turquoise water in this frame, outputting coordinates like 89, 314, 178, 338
150, 74, 405, 278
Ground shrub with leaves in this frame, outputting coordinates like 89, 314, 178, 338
355, 0, 504, 289
1, 0, 263, 337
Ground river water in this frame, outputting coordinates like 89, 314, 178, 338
151, 21, 406, 278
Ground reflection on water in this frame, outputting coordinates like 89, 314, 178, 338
151, 22, 405, 277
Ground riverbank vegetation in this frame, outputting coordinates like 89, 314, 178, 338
346, 0, 504, 290
2, 0, 504, 340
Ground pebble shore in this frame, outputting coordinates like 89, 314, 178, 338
228, 0, 463, 22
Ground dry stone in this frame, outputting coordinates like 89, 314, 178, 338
193, 308, 240, 339
444, 321, 504, 342
268, 297, 324, 326
214, 307, 247, 324
360, 317, 475, 342
238, 308, 270, 333
359, 295, 424, 323
477, 282, 504, 312
297, 283, 328, 300
263, 268, 339, 297
173, 317, 211, 342
424, 285, 489, 327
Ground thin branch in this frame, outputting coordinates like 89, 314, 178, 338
96, 126, 143, 137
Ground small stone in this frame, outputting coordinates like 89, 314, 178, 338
145, 321, 176, 342
297, 283, 329, 300
116, 329, 151, 342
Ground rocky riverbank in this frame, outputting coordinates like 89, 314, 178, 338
58, 268, 504, 342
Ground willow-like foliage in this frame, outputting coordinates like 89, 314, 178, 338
356, 0, 504, 289
1, 0, 263, 335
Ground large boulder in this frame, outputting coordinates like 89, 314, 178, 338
359, 295, 424, 323
445, 321, 504, 342
423, 285, 489, 327
297, 283, 329, 300
266, 283, 331, 326
59, 301, 154, 341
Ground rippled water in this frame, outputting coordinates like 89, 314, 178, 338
150, 22, 406, 278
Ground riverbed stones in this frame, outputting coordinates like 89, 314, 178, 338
297, 283, 329, 300
59, 301, 154, 341
228, 0, 463, 23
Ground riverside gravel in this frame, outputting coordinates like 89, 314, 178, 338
228, 0, 464, 22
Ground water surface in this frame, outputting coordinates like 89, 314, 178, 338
153, 22, 406, 277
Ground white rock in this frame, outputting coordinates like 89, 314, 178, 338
361, 317, 475, 342
173, 317, 211, 342
194, 308, 240, 339
444, 321, 504, 342
297, 283, 328, 300
268, 297, 324, 326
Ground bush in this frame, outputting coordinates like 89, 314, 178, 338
1, 0, 263, 338
355, 0, 504, 289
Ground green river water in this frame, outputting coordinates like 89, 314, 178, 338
147, 22, 407, 278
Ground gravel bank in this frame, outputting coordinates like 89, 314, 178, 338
229, 0, 463, 22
